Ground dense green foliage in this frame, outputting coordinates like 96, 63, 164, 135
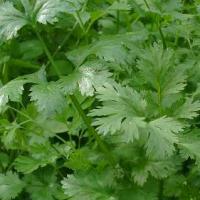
0, 0, 200, 199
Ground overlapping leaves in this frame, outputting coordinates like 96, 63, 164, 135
0, 0, 69, 40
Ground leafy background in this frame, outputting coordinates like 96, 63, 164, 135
0, 0, 200, 199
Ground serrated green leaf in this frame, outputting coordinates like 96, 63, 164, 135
89, 83, 146, 142
132, 159, 177, 186
0, 171, 25, 200
178, 130, 200, 164
34, 0, 67, 24
109, 1, 131, 11
67, 32, 147, 66
164, 175, 186, 197
59, 64, 112, 96
0, 79, 26, 112
61, 170, 117, 200
174, 98, 200, 119
30, 82, 66, 116
146, 117, 183, 159
24, 167, 60, 200
137, 44, 187, 99
0, 2, 27, 40
14, 156, 42, 174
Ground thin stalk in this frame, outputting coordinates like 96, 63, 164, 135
158, 180, 164, 200
9, 59, 39, 69
7, 106, 33, 121
34, 30, 61, 76
159, 26, 167, 49
157, 83, 163, 115
35, 28, 115, 165
51, 144, 68, 159
86, 11, 107, 33
144, 0, 150, 10
69, 95, 115, 165
46, 22, 78, 67
2, 63, 8, 84
19, 120, 32, 126
75, 11, 86, 33
117, 10, 120, 32
55, 134, 75, 150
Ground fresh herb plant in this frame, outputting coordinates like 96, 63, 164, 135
0, 0, 200, 199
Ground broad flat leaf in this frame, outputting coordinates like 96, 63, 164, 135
0, 171, 25, 200
119, 188, 157, 200
174, 98, 200, 119
65, 149, 91, 171
0, 152, 9, 169
14, 156, 43, 174
162, 67, 187, 96
146, 117, 183, 159
119, 180, 158, 200
137, 44, 187, 99
67, 32, 148, 66
89, 83, 146, 142
61, 170, 117, 200
1, 121, 20, 149
132, 159, 177, 186
0, 0, 69, 41
14, 145, 59, 174
30, 82, 66, 116
37, 119, 68, 134
34, 0, 67, 24
164, 175, 186, 197
19, 39, 44, 60
62, 0, 86, 13
134, 0, 183, 17
23, 65, 47, 84
58, 71, 81, 94
178, 130, 200, 164
0, 79, 26, 112
24, 167, 60, 200
109, 1, 131, 11
0, 2, 27, 40
59, 63, 112, 96
78, 66, 112, 96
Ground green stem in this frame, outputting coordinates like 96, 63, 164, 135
2, 63, 8, 84
69, 95, 115, 165
116, 0, 120, 32
159, 26, 167, 49
7, 106, 33, 121
46, 22, 78, 67
34, 30, 61, 76
51, 144, 68, 159
34, 27, 115, 165
157, 83, 163, 115
144, 0, 150, 10
75, 11, 86, 33
9, 59, 39, 69
158, 180, 164, 200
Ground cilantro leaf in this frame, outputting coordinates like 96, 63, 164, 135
89, 83, 146, 142
146, 117, 183, 159
178, 130, 200, 164
0, 2, 27, 40
137, 44, 187, 98
174, 98, 200, 119
14, 155, 50, 174
0, 79, 26, 112
34, 0, 67, 24
30, 82, 66, 116
0, 171, 25, 200
24, 167, 60, 200
61, 170, 117, 200
59, 63, 112, 96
